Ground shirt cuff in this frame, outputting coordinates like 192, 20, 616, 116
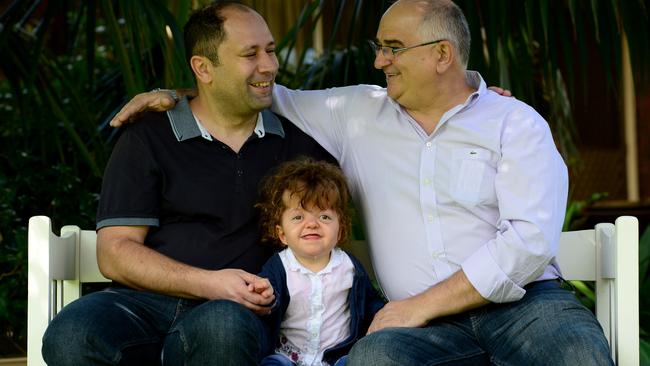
461, 245, 525, 303
96, 217, 159, 230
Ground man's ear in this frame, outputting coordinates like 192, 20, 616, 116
190, 56, 213, 84
434, 41, 454, 73
276, 225, 288, 245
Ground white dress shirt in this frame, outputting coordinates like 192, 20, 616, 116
276, 248, 353, 366
271, 71, 568, 303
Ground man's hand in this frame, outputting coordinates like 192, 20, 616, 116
366, 271, 490, 334
367, 298, 430, 334
110, 90, 177, 127
205, 269, 276, 315
488, 86, 513, 97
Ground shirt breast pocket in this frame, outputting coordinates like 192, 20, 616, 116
450, 147, 496, 205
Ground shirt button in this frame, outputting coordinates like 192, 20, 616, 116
427, 214, 434, 222
236, 169, 243, 176
426, 141, 432, 148
423, 178, 431, 185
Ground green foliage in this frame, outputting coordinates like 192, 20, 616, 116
0, 0, 193, 355
0, 85, 104, 354
563, 192, 609, 231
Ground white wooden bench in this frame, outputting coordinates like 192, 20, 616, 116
26, 215, 640, 365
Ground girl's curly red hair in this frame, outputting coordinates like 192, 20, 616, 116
256, 158, 351, 248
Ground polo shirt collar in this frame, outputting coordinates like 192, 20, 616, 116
261, 109, 285, 138
166, 97, 285, 142
166, 97, 199, 141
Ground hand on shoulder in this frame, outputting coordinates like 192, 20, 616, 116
487, 86, 513, 97
110, 90, 179, 127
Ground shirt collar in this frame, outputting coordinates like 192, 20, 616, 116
166, 97, 201, 141
463, 70, 485, 109
282, 247, 344, 275
387, 70, 488, 135
194, 113, 213, 141
436, 70, 485, 123
260, 109, 285, 138
166, 96, 285, 142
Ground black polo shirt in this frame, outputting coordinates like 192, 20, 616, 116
96, 98, 333, 273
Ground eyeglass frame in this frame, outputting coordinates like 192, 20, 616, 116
368, 39, 446, 58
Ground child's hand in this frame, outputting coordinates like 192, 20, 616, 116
248, 278, 274, 299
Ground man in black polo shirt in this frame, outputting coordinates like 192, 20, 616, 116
41, 2, 332, 365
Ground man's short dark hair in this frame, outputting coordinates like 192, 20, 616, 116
183, 1, 252, 67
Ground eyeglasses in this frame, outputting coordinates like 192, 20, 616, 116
368, 39, 445, 58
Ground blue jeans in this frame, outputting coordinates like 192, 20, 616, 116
42, 287, 266, 365
347, 280, 613, 366
260, 354, 348, 366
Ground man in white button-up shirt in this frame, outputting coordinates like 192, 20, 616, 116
113, 0, 613, 364
269, 2, 612, 364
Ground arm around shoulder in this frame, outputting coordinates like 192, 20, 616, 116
110, 88, 197, 127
